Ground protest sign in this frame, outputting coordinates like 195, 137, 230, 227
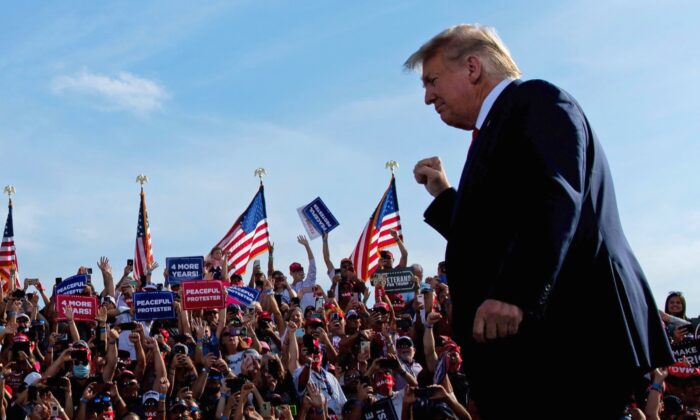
298, 197, 339, 239
54, 274, 88, 296
226, 286, 261, 307
56, 295, 98, 321
133, 291, 176, 321
672, 339, 700, 367
297, 207, 321, 239
166, 256, 205, 285
373, 267, 415, 293
181, 280, 225, 310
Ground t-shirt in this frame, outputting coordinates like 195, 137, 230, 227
370, 388, 405, 420
292, 258, 317, 311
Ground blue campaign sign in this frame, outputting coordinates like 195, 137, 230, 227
166, 256, 204, 285
54, 274, 88, 296
302, 197, 339, 234
226, 286, 261, 307
133, 291, 176, 321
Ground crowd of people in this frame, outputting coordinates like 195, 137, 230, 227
0, 232, 697, 420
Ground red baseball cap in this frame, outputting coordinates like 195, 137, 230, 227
373, 302, 390, 312
668, 362, 700, 379
289, 262, 303, 273
379, 250, 394, 259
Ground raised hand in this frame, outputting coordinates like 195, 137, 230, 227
297, 235, 309, 247
414, 156, 451, 197
98, 257, 112, 274
63, 306, 74, 322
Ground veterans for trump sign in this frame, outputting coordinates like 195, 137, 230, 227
373, 267, 415, 293
54, 274, 88, 296
134, 291, 176, 321
166, 256, 204, 285
56, 295, 98, 321
181, 280, 225, 310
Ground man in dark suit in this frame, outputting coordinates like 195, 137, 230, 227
408, 24, 674, 418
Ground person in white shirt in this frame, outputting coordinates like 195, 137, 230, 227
291, 235, 318, 311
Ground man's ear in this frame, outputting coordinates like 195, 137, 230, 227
465, 55, 483, 83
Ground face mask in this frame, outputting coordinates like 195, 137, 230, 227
373, 373, 395, 395
73, 364, 90, 378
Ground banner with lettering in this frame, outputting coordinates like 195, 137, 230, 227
54, 274, 88, 296
298, 197, 339, 240
133, 291, 176, 321
181, 280, 226, 310
226, 286, 261, 307
166, 256, 205, 285
672, 339, 700, 367
56, 295, 98, 321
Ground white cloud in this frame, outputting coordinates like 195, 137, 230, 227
51, 70, 169, 114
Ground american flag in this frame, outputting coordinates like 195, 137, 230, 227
214, 185, 269, 275
0, 199, 20, 291
134, 188, 154, 280
350, 176, 403, 281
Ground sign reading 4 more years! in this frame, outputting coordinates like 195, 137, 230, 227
166, 256, 204, 285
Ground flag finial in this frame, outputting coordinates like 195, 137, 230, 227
136, 174, 149, 187
385, 160, 399, 175
3, 185, 15, 206
3, 185, 15, 198
254, 168, 266, 185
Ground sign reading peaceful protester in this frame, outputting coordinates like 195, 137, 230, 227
672, 339, 700, 367
298, 197, 339, 239
226, 286, 260, 307
166, 256, 204, 285
181, 280, 225, 310
374, 267, 415, 293
133, 291, 176, 321
54, 274, 88, 296
56, 295, 98, 321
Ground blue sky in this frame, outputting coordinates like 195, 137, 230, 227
2, 1, 699, 313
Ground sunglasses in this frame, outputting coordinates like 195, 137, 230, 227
73, 359, 89, 366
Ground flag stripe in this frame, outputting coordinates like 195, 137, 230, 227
134, 189, 154, 280
215, 186, 269, 276
0, 201, 20, 290
349, 177, 403, 281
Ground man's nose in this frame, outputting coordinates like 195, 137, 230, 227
424, 87, 435, 105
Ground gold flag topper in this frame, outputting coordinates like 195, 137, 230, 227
385, 160, 399, 175
254, 168, 266, 183
3, 185, 16, 197
136, 174, 149, 186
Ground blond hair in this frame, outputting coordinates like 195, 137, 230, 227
404, 24, 521, 79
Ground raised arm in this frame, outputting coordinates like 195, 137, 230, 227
389, 230, 408, 268
97, 257, 115, 298
321, 233, 335, 274
267, 242, 275, 277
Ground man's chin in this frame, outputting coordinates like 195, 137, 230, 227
440, 114, 469, 130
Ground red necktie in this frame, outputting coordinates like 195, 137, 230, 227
471, 128, 479, 143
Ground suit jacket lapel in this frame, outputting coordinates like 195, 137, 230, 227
452, 80, 521, 223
